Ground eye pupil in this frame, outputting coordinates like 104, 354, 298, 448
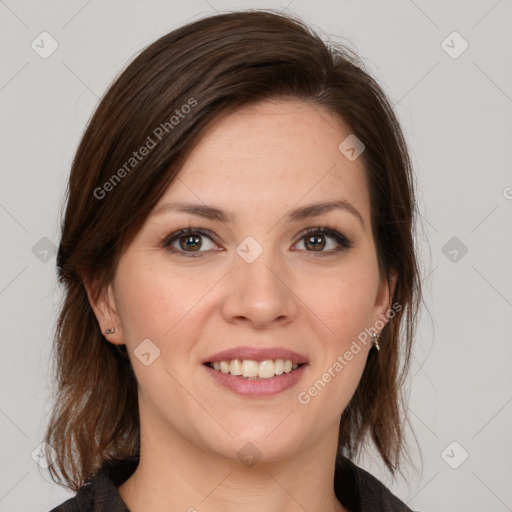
305, 235, 326, 251
180, 235, 202, 251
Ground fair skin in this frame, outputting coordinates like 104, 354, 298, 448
86, 98, 396, 512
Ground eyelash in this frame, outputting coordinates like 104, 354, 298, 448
160, 225, 354, 258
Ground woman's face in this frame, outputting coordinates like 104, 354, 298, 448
95, 98, 395, 463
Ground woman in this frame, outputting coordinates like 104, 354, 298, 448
46, 9, 422, 512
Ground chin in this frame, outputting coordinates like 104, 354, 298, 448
202, 420, 305, 462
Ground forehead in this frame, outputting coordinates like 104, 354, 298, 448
185, 98, 352, 168
156, 98, 370, 224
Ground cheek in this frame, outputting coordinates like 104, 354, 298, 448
114, 259, 174, 342
114, 257, 219, 346
305, 265, 378, 343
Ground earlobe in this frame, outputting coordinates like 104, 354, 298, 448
374, 269, 398, 326
82, 275, 124, 345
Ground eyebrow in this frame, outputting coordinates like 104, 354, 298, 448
152, 199, 365, 229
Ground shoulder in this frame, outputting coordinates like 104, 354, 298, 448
335, 456, 418, 512
48, 481, 95, 511
48, 458, 138, 512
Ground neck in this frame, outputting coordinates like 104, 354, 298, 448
117, 410, 347, 512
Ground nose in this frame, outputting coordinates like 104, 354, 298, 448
221, 243, 298, 329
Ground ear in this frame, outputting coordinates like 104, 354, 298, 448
82, 274, 125, 346
372, 269, 398, 329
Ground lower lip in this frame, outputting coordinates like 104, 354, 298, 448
203, 364, 308, 397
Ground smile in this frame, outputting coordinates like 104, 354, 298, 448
206, 359, 302, 379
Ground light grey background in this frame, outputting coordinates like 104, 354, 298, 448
1, 1, 511, 511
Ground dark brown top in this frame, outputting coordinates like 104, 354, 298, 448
49, 455, 417, 512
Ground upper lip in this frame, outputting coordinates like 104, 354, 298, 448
203, 346, 308, 364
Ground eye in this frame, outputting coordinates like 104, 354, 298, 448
293, 226, 353, 255
160, 225, 354, 258
161, 228, 218, 257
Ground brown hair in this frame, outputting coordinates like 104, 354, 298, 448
44, 9, 422, 491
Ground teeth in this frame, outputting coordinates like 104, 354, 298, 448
208, 359, 302, 379
241, 360, 259, 378
258, 360, 275, 379
230, 359, 242, 375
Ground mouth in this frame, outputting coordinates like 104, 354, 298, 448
204, 359, 306, 380
202, 360, 308, 397
201, 346, 309, 396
